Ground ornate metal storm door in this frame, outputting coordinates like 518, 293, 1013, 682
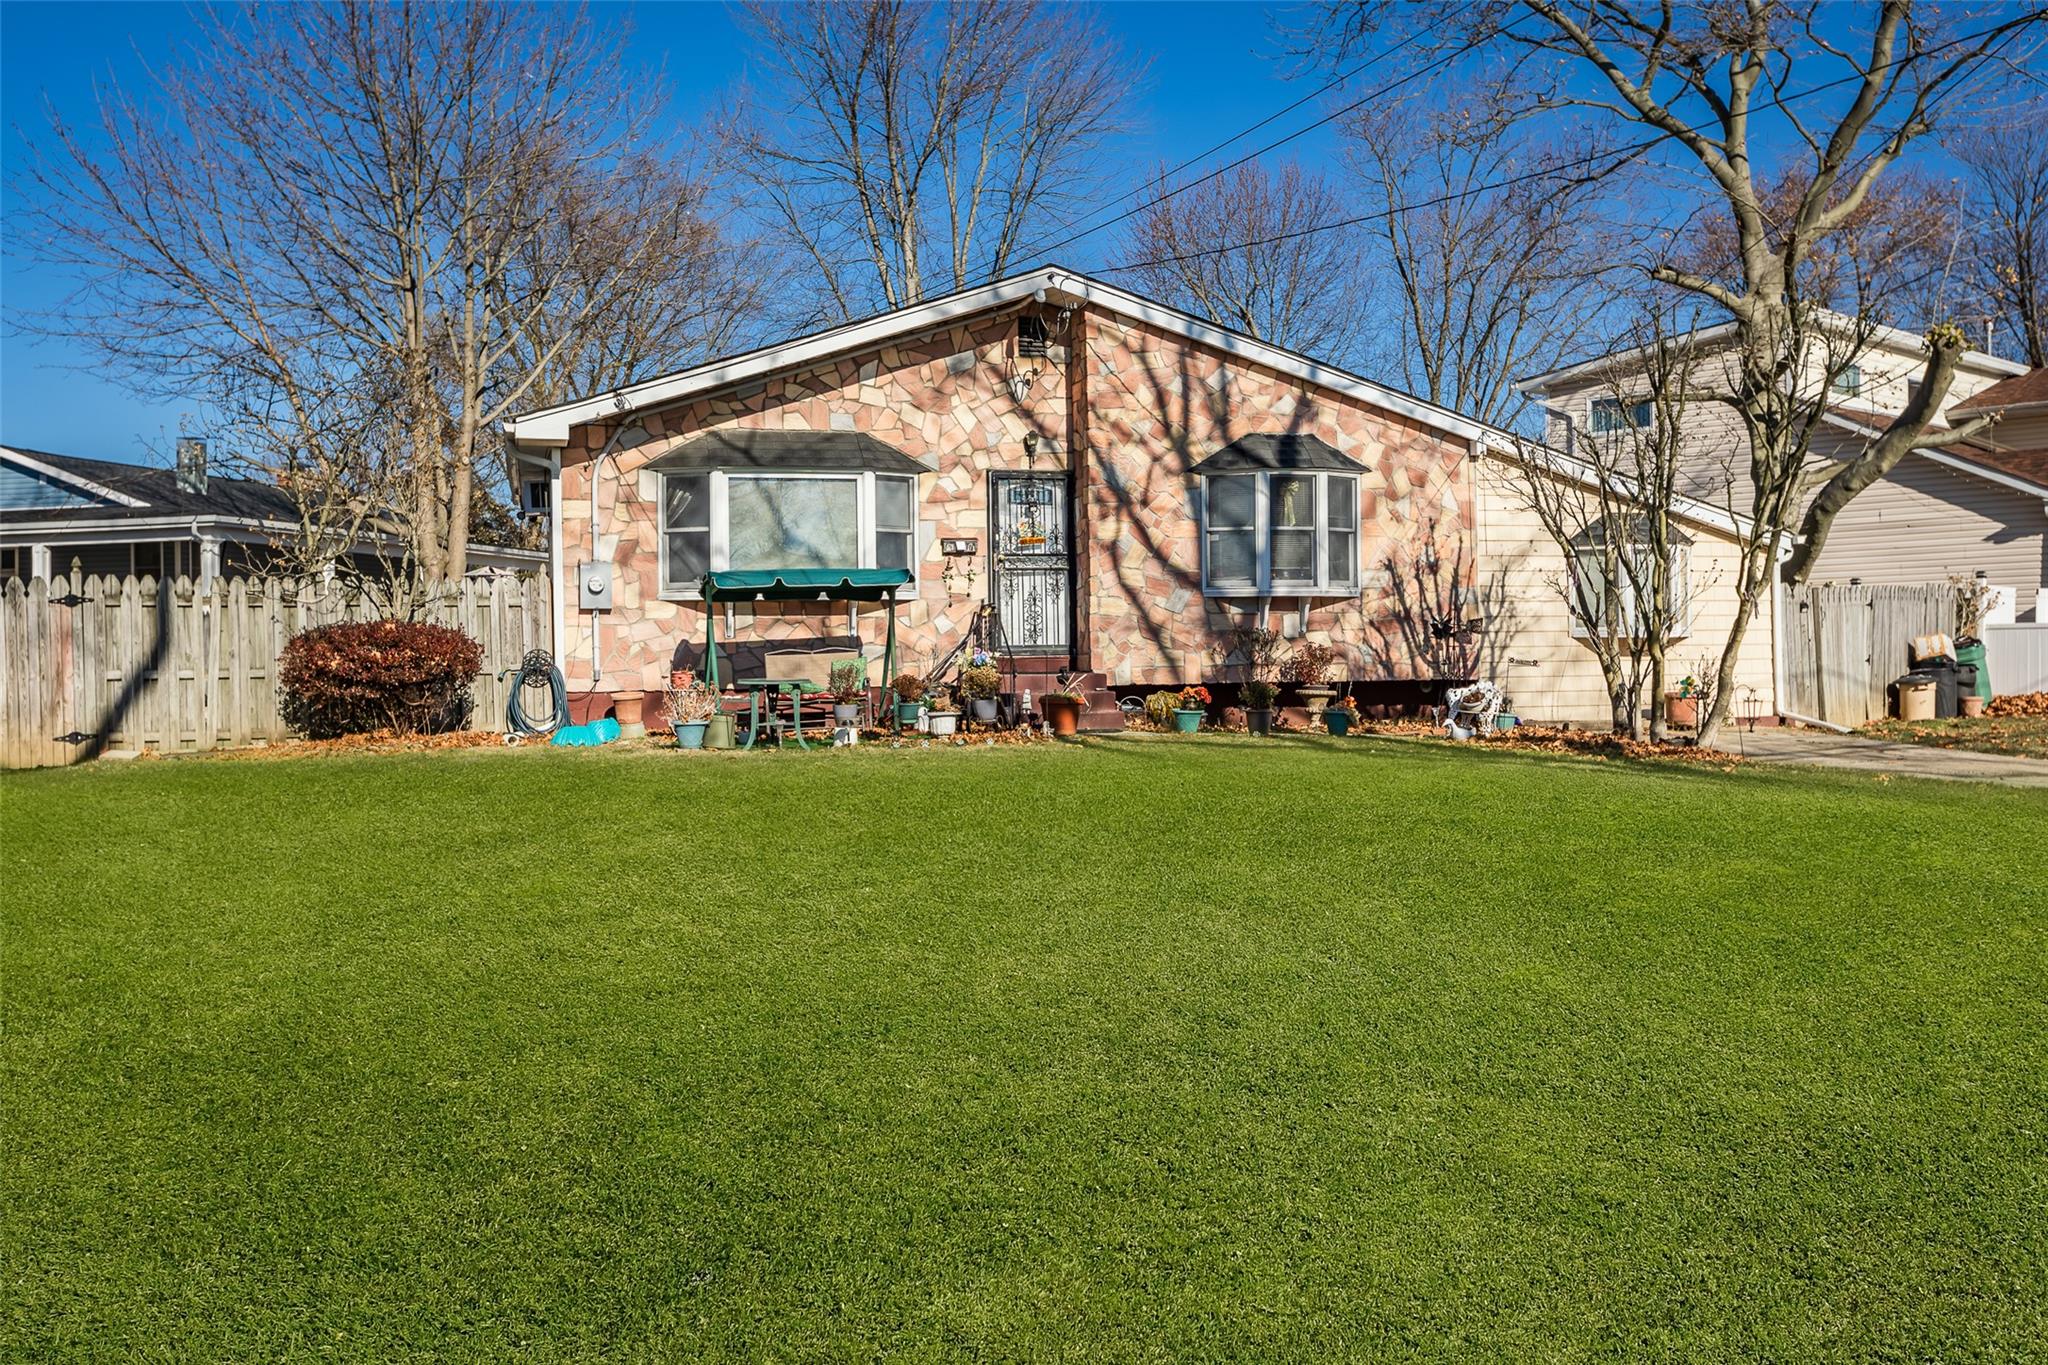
990, 472, 1071, 656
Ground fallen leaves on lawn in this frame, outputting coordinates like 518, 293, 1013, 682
180, 728, 507, 762
1354, 720, 1744, 767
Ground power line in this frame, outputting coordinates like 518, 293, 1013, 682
980, 7, 1462, 275
1098, 13, 2037, 277
987, 0, 1495, 274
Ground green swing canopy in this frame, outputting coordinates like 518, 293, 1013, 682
697, 567, 913, 690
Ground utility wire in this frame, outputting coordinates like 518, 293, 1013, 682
990, 0, 1497, 275
974, 0, 1484, 277
1098, 13, 2036, 276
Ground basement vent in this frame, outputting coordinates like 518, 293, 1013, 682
1018, 314, 1050, 358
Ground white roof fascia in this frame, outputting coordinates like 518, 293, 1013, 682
505, 265, 1491, 448
1475, 434, 1747, 539
1516, 313, 2025, 396
0, 447, 150, 508
1818, 411, 2048, 502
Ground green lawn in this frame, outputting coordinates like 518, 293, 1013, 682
5, 737, 2046, 1361
1861, 713, 2048, 760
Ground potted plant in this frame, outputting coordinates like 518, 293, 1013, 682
961, 651, 1002, 723
1666, 675, 1700, 729
1243, 679, 1278, 735
891, 673, 927, 727
663, 671, 718, 749
829, 659, 867, 726
612, 689, 647, 738
1325, 694, 1359, 736
1282, 642, 1340, 718
1040, 674, 1088, 736
1172, 685, 1210, 733
926, 686, 961, 737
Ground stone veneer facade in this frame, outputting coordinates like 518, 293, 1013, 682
553, 302, 1472, 696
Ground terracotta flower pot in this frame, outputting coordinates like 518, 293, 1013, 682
612, 690, 646, 738
1960, 694, 1986, 718
1665, 694, 1698, 728
1042, 694, 1083, 736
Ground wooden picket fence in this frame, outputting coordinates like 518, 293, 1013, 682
1780, 581, 1956, 726
0, 572, 550, 769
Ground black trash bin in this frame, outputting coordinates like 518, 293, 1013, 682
1916, 655, 1961, 717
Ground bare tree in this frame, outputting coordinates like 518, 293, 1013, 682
13, 3, 756, 588
1950, 112, 2048, 366
1362, 513, 1495, 682
1122, 160, 1368, 359
1343, 94, 1621, 429
1320, 0, 2043, 743
1505, 312, 1703, 737
730, 0, 1132, 319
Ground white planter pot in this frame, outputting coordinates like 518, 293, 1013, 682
928, 711, 960, 737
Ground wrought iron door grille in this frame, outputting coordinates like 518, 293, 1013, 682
992, 474, 1071, 655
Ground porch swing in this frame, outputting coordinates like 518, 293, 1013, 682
697, 568, 914, 746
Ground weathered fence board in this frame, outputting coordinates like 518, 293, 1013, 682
1781, 582, 1957, 726
0, 572, 550, 768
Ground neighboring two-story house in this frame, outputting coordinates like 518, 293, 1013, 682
1517, 319, 2040, 619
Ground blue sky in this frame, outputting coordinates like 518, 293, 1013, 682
0, 2, 2029, 465
1, 1, 1348, 464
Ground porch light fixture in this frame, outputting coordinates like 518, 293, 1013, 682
1022, 432, 1040, 461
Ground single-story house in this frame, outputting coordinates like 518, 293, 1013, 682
504, 263, 1778, 726
2, 442, 545, 584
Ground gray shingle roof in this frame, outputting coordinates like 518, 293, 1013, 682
649, 429, 927, 474
2, 447, 302, 525
1188, 434, 1363, 475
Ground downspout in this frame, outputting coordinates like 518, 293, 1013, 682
546, 454, 565, 668
585, 416, 635, 688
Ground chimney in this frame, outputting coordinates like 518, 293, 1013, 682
175, 438, 208, 496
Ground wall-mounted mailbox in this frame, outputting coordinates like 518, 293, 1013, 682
940, 537, 978, 557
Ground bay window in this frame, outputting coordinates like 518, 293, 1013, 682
1198, 469, 1361, 597
659, 468, 919, 596
1568, 525, 1692, 639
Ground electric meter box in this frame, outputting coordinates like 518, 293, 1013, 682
578, 561, 614, 611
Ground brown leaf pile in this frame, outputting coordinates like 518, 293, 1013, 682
1355, 719, 1744, 768
182, 728, 507, 762
1987, 691, 2048, 718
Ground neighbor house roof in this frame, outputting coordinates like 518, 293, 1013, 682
1188, 434, 1362, 475
505, 264, 1492, 449
648, 430, 927, 475
1947, 365, 2048, 417
1820, 409, 2048, 501
2, 446, 301, 525
1514, 315, 2026, 394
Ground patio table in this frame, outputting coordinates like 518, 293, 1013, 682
733, 678, 823, 750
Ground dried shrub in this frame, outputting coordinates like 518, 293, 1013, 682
1143, 690, 1182, 727
1280, 641, 1338, 684
278, 619, 483, 739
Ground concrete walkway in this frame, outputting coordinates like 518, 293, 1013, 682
1714, 727, 2048, 788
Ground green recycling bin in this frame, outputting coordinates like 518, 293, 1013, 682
1956, 638, 1992, 703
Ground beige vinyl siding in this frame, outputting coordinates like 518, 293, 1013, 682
1804, 454, 2048, 620
1474, 454, 1776, 723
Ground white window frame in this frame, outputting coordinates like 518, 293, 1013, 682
659, 468, 919, 600
1588, 396, 1653, 434
1198, 470, 1361, 598
1569, 541, 1692, 640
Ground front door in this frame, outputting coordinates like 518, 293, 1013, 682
990, 472, 1072, 656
